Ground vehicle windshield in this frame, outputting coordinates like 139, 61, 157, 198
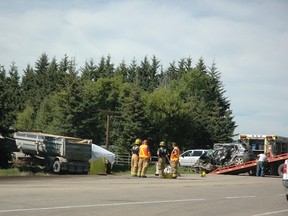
248, 139, 264, 153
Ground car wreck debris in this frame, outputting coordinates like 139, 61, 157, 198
193, 143, 256, 173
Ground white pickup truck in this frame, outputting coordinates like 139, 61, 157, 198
283, 159, 288, 201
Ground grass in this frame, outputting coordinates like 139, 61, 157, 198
0, 163, 197, 176
0, 164, 49, 176
0, 167, 25, 176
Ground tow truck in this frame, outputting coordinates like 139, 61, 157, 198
209, 134, 288, 176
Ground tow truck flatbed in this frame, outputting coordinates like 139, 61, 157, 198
210, 153, 288, 175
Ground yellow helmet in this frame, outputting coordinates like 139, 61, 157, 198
160, 141, 165, 146
135, 139, 141, 145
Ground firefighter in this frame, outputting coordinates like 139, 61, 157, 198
157, 141, 169, 178
137, 140, 151, 178
130, 138, 141, 177
170, 142, 180, 179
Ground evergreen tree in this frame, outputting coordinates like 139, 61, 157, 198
61, 57, 82, 136
148, 55, 160, 92
207, 61, 230, 113
115, 60, 128, 82
112, 84, 148, 153
5, 61, 21, 126
80, 59, 98, 81
21, 64, 36, 108
206, 62, 236, 142
137, 56, 160, 92
127, 58, 137, 83
178, 57, 193, 78
0, 65, 8, 133
57, 54, 70, 89
97, 55, 115, 79
4, 54, 236, 152
47, 57, 59, 93
195, 57, 207, 74
34, 52, 50, 110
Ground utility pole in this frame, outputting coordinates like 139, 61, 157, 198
97, 110, 120, 150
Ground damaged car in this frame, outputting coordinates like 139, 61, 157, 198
193, 142, 256, 173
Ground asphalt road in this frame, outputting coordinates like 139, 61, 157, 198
0, 174, 287, 216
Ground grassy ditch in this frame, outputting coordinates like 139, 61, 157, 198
0, 164, 48, 176
0, 163, 196, 177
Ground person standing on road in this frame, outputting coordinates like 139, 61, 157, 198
130, 138, 141, 177
256, 153, 268, 177
157, 141, 169, 178
137, 140, 151, 178
170, 142, 180, 179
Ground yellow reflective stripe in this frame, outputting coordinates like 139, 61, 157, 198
139, 145, 149, 158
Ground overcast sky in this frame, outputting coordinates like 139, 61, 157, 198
1, 0, 287, 137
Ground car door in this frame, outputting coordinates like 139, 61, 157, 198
191, 150, 205, 166
179, 150, 193, 166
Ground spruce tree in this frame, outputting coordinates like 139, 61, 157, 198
127, 58, 137, 84
21, 64, 36, 108
5, 61, 21, 127
34, 53, 50, 110
80, 59, 98, 81
115, 60, 128, 82
112, 84, 147, 154
0, 65, 7, 133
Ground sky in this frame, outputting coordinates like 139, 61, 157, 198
0, 0, 287, 137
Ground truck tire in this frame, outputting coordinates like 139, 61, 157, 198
53, 160, 61, 173
248, 169, 256, 176
278, 163, 284, 177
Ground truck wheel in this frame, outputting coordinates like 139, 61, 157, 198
277, 163, 284, 177
53, 160, 61, 173
248, 169, 256, 176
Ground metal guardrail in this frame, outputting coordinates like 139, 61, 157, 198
114, 153, 157, 165
114, 153, 131, 165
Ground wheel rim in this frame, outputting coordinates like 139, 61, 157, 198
53, 160, 61, 173
235, 157, 244, 165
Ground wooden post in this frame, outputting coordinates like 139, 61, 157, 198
106, 115, 110, 150
97, 109, 120, 150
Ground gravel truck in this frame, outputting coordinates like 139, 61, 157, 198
14, 131, 92, 174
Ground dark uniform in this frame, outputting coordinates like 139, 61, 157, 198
157, 141, 169, 178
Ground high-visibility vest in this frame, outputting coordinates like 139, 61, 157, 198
139, 144, 150, 159
170, 147, 180, 162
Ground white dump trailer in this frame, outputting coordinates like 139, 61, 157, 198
14, 131, 92, 174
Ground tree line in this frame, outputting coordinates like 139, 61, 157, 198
0, 53, 236, 154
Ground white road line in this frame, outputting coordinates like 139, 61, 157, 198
225, 195, 256, 199
252, 209, 288, 216
0, 198, 206, 213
